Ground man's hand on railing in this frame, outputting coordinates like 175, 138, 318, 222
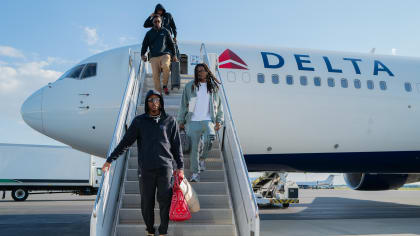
172, 56, 178, 62
215, 122, 221, 131
179, 123, 185, 130
102, 162, 111, 172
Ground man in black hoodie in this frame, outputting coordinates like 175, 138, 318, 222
144, 4, 177, 42
102, 90, 184, 236
141, 15, 177, 96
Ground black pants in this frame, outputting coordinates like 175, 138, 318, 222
139, 167, 173, 234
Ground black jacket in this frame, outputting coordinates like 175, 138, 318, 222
141, 27, 175, 58
144, 4, 177, 38
106, 90, 183, 170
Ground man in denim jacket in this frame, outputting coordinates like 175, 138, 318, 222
177, 63, 224, 182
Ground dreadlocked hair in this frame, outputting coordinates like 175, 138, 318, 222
192, 63, 221, 94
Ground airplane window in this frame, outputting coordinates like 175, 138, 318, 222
227, 71, 236, 82
286, 75, 293, 85
272, 74, 279, 84
367, 80, 374, 90
65, 64, 85, 79
314, 77, 321, 86
81, 63, 97, 79
327, 78, 335, 87
57, 69, 71, 81
405, 82, 412, 92
257, 73, 265, 83
242, 72, 251, 83
354, 79, 361, 89
300, 76, 308, 86
341, 78, 348, 88
379, 81, 387, 90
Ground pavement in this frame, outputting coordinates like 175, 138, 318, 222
0, 192, 96, 236
1, 189, 420, 235
259, 189, 420, 236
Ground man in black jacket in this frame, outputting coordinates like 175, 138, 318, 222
141, 15, 177, 96
144, 4, 177, 42
102, 90, 184, 236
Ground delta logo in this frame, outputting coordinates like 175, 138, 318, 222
218, 49, 248, 70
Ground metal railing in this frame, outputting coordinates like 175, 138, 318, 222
90, 49, 145, 236
200, 43, 260, 236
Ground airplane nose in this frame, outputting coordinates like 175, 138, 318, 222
21, 87, 44, 133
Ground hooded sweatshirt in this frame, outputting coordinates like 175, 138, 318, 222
106, 90, 183, 170
143, 4, 177, 38
141, 25, 175, 58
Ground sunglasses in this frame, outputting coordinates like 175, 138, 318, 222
147, 98, 160, 103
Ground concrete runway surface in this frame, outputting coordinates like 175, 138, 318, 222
259, 189, 420, 236
0, 189, 420, 235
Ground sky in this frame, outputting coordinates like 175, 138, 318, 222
1, 1, 420, 184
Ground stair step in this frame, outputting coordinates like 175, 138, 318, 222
124, 181, 227, 195
130, 147, 221, 159
116, 223, 235, 236
183, 158, 224, 170
118, 208, 233, 224
128, 157, 223, 170
121, 194, 231, 209
126, 169, 225, 182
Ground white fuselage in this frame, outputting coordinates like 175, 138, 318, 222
21, 42, 420, 173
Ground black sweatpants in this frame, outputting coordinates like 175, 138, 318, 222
139, 167, 173, 234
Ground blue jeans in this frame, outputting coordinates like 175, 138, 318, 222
186, 120, 215, 173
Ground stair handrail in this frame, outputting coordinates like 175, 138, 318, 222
90, 48, 145, 236
200, 43, 260, 236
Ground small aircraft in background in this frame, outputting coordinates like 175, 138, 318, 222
296, 175, 336, 189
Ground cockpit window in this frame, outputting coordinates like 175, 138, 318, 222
66, 65, 85, 79
81, 63, 97, 79
57, 63, 98, 81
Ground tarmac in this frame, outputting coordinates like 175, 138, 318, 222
260, 189, 420, 236
0, 189, 420, 236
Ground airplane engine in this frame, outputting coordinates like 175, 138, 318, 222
344, 173, 420, 190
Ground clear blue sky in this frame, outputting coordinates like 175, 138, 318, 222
1, 0, 420, 146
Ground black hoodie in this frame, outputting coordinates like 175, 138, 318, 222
106, 90, 183, 170
143, 4, 177, 38
141, 25, 175, 58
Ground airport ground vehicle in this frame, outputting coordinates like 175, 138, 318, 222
0, 143, 105, 201
253, 172, 299, 208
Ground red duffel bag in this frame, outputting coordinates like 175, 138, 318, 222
169, 173, 191, 222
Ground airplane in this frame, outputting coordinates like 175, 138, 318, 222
20, 41, 420, 191
296, 175, 336, 189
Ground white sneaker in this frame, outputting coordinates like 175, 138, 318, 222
199, 160, 206, 172
189, 173, 200, 182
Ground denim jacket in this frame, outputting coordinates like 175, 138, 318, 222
177, 80, 224, 125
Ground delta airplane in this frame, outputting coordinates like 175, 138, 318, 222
21, 41, 420, 191
296, 175, 335, 189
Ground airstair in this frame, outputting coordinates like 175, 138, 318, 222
90, 44, 259, 236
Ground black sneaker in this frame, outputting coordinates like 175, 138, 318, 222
145, 230, 154, 236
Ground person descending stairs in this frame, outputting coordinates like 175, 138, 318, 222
111, 71, 238, 235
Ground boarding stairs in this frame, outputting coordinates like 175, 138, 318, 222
90, 45, 259, 236
114, 72, 237, 235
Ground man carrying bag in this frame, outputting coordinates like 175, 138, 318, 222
102, 90, 184, 236
141, 15, 178, 95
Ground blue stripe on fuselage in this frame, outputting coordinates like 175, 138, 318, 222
244, 151, 420, 173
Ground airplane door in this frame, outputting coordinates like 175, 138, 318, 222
208, 53, 218, 75
180, 54, 188, 74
